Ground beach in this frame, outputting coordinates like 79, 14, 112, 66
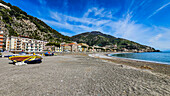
90, 53, 170, 76
0, 53, 170, 95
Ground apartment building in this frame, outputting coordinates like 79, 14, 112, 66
0, 30, 4, 51
44, 46, 63, 52
60, 42, 83, 52
6, 36, 48, 53
61, 44, 71, 52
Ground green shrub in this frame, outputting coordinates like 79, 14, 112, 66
46, 42, 60, 47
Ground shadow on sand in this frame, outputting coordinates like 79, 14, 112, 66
8, 61, 42, 65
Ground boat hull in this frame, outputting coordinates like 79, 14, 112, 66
9, 55, 42, 64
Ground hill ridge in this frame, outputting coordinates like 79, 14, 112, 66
71, 31, 157, 52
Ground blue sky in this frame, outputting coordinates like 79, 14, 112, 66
3, 0, 170, 50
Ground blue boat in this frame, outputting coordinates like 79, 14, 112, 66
44, 52, 54, 56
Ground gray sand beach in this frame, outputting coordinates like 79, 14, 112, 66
0, 53, 170, 96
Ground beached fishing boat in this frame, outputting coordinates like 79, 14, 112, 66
44, 52, 54, 56
9, 53, 42, 64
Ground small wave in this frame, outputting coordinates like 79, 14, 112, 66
108, 53, 170, 65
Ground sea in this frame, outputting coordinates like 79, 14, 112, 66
109, 51, 170, 65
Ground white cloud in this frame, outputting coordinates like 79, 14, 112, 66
50, 12, 62, 22
111, 14, 170, 50
149, 34, 162, 42
39, 0, 47, 5
41, 7, 170, 50
47, 8, 114, 33
149, 27, 170, 50
83, 7, 113, 18
112, 14, 152, 42
147, 2, 170, 19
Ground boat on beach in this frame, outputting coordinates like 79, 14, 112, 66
44, 52, 54, 56
9, 53, 43, 65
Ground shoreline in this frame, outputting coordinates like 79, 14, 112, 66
89, 52, 170, 76
108, 53, 170, 65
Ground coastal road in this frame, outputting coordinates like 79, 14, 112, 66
0, 54, 170, 96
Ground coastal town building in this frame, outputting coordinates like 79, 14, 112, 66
78, 43, 89, 52
44, 46, 63, 52
68, 42, 79, 52
0, 30, 4, 51
105, 44, 118, 52
55, 47, 63, 52
61, 43, 71, 52
92, 45, 102, 52
6, 36, 48, 53
60, 42, 83, 52
77, 44, 82, 52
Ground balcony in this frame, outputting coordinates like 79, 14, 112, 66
16, 46, 21, 48
17, 40, 21, 42
0, 36, 4, 38
17, 45, 21, 46
17, 48, 22, 50
0, 43, 4, 45
17, 43, 21, 45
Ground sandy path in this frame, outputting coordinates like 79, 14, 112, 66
0, 54, 170, 96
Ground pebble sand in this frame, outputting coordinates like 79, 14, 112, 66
0, 54, 170, 96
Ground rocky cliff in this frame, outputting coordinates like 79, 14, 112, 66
0, 0, 70, 42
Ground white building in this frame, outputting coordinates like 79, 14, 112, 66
6, 36, 48, 53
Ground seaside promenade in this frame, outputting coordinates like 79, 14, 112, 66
0, 53, 170, 95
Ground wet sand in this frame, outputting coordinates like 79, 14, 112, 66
0, 53, 170, 96
89, 53, 170, 76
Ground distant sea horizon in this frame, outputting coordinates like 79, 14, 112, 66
109, 51, 170, 65
163, 50, 170, 52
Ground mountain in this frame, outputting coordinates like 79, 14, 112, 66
0, 0, 70, 42
0, 0, 158, 52
71, 31, 156, 51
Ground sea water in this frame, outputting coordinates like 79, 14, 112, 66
110, 51, 170, 65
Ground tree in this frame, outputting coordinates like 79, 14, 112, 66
88, 46, 93, 49
82, 45, 87, 48
46, 42, 60, 47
